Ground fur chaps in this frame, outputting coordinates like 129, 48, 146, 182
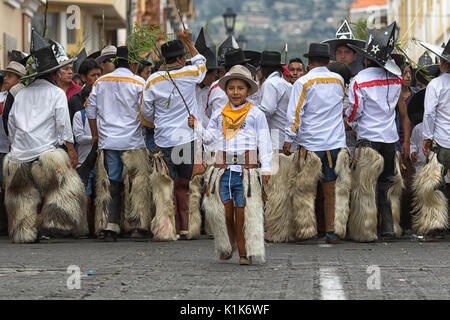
121, 148, 153, 233
94, 149, 112, 234
31, 149, 88, 236
203, 167, 266, 263
264, 152, 295, 242
3, 155, 40, 243
387, 152, 404, 237
289, 149, 322, 240
348, 147, 384, 242
187, 174, 203, 239
150, 153, 177, 241
334, 148, 352, 238
411, 152, 448, 235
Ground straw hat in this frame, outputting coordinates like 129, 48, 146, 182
218, 65, 258, 96
0, 61, 26, 78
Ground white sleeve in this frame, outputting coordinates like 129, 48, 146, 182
422, 84, 438, 140
73, 111, 92, 145
190, 54, 207, 84
195, 110, 221, 146
256, 111, 272, 173
140, 84, 155, 124
54, 91, 74, 144
86, 83, 98, 120
346, 78, 364, 123
258, 80, 278, 117
284, 80, 303, 143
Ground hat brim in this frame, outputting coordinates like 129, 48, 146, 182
322, 38, 365, 58
415, 64, 440, 85
0, 69, 25, 78
96, 54, 116, 63
420, 42, 450, 63
218, 71, 259, 96
303, 53, 330, 59
347, 44, 402, 76
21, 57, 77, 81
224, 58, 252, 68
87, 51, 101, 60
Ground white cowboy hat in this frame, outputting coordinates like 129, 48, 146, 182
218, 65, 258, 96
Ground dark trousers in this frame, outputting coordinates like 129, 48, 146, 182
160, 141, 195, 180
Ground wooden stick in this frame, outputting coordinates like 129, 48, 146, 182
175, 0, 187, 31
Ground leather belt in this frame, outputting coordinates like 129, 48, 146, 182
214, 150, 259, 169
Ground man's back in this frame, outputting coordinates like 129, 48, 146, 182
347, 67, 403, 143
86, 67, 145, 151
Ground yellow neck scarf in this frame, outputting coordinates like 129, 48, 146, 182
221, 101, 252, 140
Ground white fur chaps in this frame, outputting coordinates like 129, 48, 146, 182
289, 149, 322, 240
411, 152, 448, 235
333, 148, 352, 238
149, 152, 201, 241
348, 147, 384, 242
388, 152, 404, 237
203, 167, 265, 263
264, 152, 295, 242
121, 148, 153, 233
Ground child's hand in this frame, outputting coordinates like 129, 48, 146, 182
188, 115, 197, 129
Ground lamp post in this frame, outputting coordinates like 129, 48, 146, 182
236, 34, 248, 50
222, 7, 237, 36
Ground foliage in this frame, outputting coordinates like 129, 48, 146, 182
126, 23, 169, 65
352, 18, 368, 40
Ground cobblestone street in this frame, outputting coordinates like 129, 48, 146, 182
1, 234, 449, 301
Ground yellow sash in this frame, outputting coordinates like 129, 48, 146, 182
222, 101, 252, 140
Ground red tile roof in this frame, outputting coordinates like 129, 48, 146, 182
350, 0, 387, 9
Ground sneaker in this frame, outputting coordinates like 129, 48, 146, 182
325, 232, 340, 244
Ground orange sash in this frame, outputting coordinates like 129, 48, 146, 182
221, 101, 252, 140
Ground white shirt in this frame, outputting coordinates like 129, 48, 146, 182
8, 79, 73, 163
86, 67, 146, 150
195, 84, 210, 129
422, 72, 450, 148
73, 109, 92, 164
410, 122, 427, 172
258, 71, 292, 150
285, 66, 346, 151
195, 101, 272, 173
141, 54, 207, 148
346, 67, 403, 143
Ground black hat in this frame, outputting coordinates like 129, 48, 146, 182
218, 36, 239, 65
260, 51, 282, 67
224, 48, 251, 68
140, 53, 153, 67
407, 89, 425, 126
10, 50, 29, 66
390, 49, 405, 69
420, 38, 450, 63
348, 22, 401, 76
161, 40, 186, 60
244, 50, 261, 68
304, 43, 331, 59
21, 30, 76, 80
73, 48, 87, 74
328, 61, 352, 85
418, 51, 433, 67
322, 20, 365, 59
415, 64, 440, 86
195, 27, 218, 70
115, 46, 130, 62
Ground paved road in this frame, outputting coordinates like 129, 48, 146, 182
0, 234, 449, 301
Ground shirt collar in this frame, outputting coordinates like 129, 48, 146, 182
268, 71, 281, 79
308, 66, 329, 74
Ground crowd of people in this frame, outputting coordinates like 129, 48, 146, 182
0, 20, 448, 266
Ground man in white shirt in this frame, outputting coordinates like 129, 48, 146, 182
87, 46, 151, 240
141, 30, 207, 241
4, 31, 87, 243
412, 39, 450, 238
346, 22, 406, 241
283, 43, 351, 244
256, 51, 294, 243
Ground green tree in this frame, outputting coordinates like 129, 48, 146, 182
353, 18, 368, 40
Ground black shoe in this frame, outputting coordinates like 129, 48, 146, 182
103, 230, 117, 242
179, 231, 188, 240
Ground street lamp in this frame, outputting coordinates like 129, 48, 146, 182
223, 7, 237, 36
236, 34, 248, 50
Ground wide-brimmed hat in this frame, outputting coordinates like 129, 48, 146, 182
407, 89, 425, 126
0, 61, 26, 78
161, 40, 186, 60
420, 39, 450, 63
244, 50, 262, 69
415, 64, 440, 86
260, 51, 283, 68
348, 22, 401, 76
218, 65, 258, 96
95, 45, 117, 63
304, 43, 331, 59
140, 53, 153, 67
10, 50, 29, 66
328, 61, 352, 85
21, 30, 77, 80
322, 20, 365, 59
73, 48, 87, 74
195, 27, 218, 70
218, 36, 239, 65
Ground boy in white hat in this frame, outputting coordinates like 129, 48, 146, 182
188, 65, 272, 265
